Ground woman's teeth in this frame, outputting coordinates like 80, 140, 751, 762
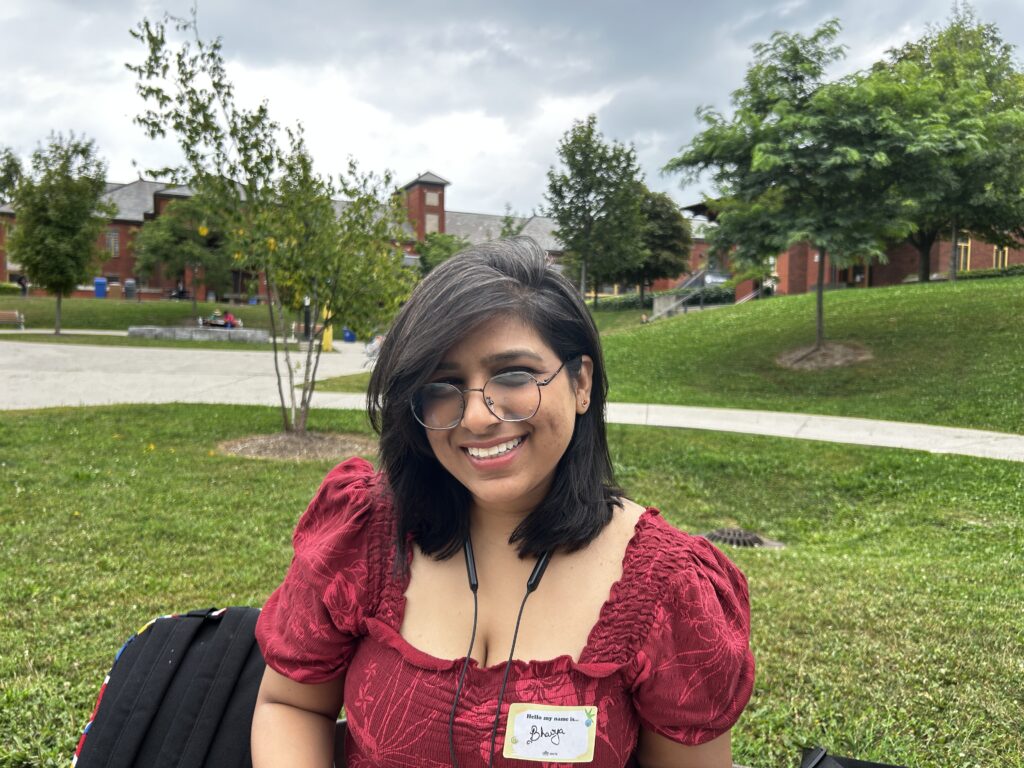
466, 436, 523, 459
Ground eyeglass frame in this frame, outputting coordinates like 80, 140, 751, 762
410, 358, 577, 431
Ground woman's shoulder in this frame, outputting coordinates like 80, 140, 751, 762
622, 507, 755, 744
291, 456, 394, 566
637, 508, 749, 604
587, 503, 750, 663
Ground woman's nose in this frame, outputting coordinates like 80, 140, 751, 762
460, 387, 500, 431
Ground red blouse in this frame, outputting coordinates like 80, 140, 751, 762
256, 458, 754, 767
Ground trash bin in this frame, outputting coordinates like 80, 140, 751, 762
94, 277, 108, 299
124, 279, 137, 300
342, 327, 356, 343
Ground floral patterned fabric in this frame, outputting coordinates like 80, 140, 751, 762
256, 458, 754, 767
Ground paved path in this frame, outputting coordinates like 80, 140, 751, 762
2, 339, 1023, 462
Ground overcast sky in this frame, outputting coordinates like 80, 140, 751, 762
1, 0, 1021, 216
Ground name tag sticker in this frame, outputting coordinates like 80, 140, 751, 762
503, 702, 597, 763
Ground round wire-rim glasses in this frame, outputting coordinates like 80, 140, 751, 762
410, 359, 573, 431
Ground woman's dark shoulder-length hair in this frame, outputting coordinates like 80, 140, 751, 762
368, 235, 621, 563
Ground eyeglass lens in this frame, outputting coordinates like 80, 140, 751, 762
415, 372, 541, 429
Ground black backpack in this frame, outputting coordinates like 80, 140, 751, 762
74, 607, 265, 768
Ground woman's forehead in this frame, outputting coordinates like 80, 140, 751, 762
435, 315, 555, 367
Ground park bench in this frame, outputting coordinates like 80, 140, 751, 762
0, 310, 25, 329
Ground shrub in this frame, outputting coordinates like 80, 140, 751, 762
588, 285, 735, 312
0, 282, 20, 296
956, 264, 1024, 281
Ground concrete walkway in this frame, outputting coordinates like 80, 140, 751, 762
2, 339, 1023, 462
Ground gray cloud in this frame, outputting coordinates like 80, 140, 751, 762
5, 0, 1022, 212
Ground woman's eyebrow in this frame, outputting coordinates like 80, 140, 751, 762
434, 350, 545, 371
482, 350, 545, 365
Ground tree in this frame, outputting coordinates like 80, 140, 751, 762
546, 114, 647, 302
0, 147, 21, 203
499, 203, 527, 237
416, 231, 470, 277
7, 134, 114, 333
666, 21, 915, 353
872, 3, 1024, 281
267, 143, 414, 431
129, 9, 414, 432
617, 189, 692, 305
133, 193, 231, 316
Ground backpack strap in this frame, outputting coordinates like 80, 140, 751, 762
78, 611, 208, 767
155, 607, 261, 768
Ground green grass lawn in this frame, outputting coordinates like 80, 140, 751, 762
0, 296, 276, 331
603, 277, 1024, 433
1, 404, 1021, 768
589, 307, 649, 335
315, 370, 372, 392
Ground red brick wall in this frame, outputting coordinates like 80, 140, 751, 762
649, 239, 717, 291
405, 183, 446, 241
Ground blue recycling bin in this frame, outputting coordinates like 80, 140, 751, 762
342, 327, 356, 343
94, 277, 108, 298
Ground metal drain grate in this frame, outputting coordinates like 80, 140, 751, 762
703, 527, 784, 549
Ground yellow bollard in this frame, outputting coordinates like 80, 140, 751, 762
321, 308, 333, 352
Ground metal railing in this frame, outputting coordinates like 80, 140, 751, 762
649, 269, 708, 321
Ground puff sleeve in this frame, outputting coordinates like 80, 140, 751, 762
255, 457, 387, 685
630, 535, 755, 745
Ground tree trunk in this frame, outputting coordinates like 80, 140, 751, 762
579, 259, 587, 297
592, 282, 598, 307
909, 230, 936, 282
55, 294, 62, 335
265, 288, 292, 432
815, 247, 825, 350
191, 264, 198, 319
639, 279, 646, 308
949, 218, 958, 283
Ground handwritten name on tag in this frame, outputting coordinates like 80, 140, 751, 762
503, 702, 597, 763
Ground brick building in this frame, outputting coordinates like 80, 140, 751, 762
1, 171, 561, 300
664, 204, 1024, 301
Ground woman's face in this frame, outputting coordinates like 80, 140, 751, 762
423, 314, 593, 519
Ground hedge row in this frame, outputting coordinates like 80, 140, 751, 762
955, 264, 1024, 281
0, 282, 21, 296
589, 284, 735, 311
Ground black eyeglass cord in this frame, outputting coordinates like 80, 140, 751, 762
448, 540, 551, 768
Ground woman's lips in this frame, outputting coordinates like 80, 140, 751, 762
462, 435, 527, 468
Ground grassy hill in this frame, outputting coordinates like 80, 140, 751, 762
602, 278, 1024, 434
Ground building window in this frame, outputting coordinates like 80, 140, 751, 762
106, 229, 120, 258
994, 245, 1009, 269
956, 236, 971, 272
425, 213, 440, 235
104, 274, 121, 285
425, 190, 440, 207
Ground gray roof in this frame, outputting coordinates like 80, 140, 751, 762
518, 216, 562, 252
1, 179, 167, 220
103, 180, 170, 222
157, 184, 195, 198
444, 210, 562, 253
402, 171, 450, 189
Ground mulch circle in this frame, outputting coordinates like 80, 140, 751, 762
775, 341, 873, 370
217, 432, 378, 462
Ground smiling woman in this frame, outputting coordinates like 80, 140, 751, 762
251, 237, 754, 768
